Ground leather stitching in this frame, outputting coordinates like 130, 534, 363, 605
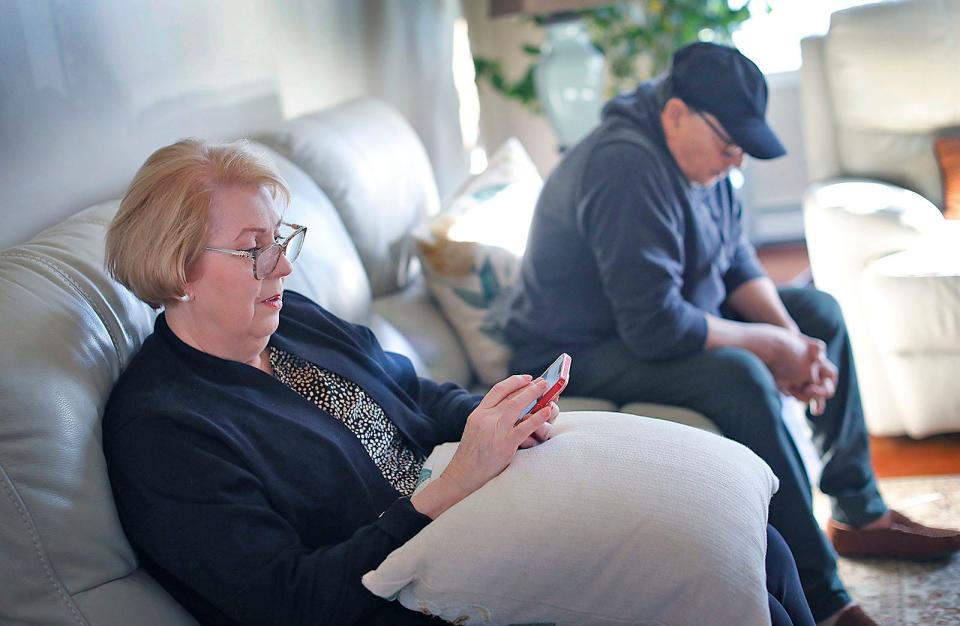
0, 251, 122, 363
0, 461, 88, 625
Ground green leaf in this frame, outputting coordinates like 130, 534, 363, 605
521, 43, 541, 56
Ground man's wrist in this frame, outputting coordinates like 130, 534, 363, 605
739, 322, 784, 365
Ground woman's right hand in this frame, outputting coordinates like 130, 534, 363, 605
411, 374, 556, 519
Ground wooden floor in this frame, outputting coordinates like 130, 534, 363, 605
869, 433, 960, 478
755, 243, 960, 479
755, 242, 812, 286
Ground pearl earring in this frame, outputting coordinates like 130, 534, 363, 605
177, 293, 193, 303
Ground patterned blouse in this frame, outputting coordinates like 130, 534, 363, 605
268, 346, 424, 496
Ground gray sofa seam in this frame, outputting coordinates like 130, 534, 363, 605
0, 460, 88, 626
1, 248, 121, 624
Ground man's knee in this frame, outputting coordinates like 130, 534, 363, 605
700, 348, 784, 439
710, 348, 781, 408
790, 289, 847, 340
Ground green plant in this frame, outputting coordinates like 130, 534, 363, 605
474, 0, 766, 113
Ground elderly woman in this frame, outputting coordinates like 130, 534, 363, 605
102, 139, 814, 626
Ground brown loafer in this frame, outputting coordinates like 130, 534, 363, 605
827, 509, 960, 560
836, 605, 879, 626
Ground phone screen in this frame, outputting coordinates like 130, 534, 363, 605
518, 354, 567, 419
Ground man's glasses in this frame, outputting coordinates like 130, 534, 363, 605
204, 222, 307, 279
695, 111, 743, 160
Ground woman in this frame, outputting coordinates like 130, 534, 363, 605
102, 138, 814, 626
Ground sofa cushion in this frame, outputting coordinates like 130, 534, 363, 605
367, 313, 430, 377
363, 411, 778, 626
250, 142, 373, 324
619, 402, 721, 435
372, 277, 474, 388
0, 201, 195, 625
257, 99, 441, 296
412, 139, 541, 386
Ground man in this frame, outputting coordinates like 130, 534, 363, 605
504, 42, 960, 626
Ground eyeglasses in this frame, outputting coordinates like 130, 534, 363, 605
695, 111, 743, 159
204, 222, 307, 279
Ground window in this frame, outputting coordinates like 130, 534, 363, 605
732, 0, 893, 74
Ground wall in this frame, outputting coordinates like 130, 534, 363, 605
0, 0, 468, 250
739, 70, 808, 243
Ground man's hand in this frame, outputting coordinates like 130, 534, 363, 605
705, 315, 839, 415
757, 326, 837, 415
785, 350, 837, 416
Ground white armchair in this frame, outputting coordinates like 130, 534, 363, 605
800, 0, 960, 438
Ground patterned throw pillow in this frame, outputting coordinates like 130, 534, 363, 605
412, 140, 542, 385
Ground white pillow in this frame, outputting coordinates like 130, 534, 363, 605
412, 139, 542, 386
363, 411, 779, 626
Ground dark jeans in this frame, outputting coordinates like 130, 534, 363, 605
767, 524, 816, 626
510, 287, 886, 621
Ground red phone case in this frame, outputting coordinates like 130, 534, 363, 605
528, 353, 571, 415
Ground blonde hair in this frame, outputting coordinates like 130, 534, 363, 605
106, 139, 290, 308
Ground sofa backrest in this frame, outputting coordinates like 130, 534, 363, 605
800, 0, 960, 208
257, 143, 374, 322
0, 137, 383, 624
257, 99, 442, 297
0, 201, 196, 625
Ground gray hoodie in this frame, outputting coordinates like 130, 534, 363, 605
504, 78, 764, 367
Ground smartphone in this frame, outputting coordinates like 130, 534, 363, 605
516, 353, 571, 423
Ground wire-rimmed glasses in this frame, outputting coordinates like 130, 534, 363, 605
204, 222, 307, 279
694, 110, 744, 160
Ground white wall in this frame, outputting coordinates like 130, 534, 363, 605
0, 0, 468, 250
740, 70, 809, 243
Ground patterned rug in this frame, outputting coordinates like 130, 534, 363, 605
813, 475, 960, 625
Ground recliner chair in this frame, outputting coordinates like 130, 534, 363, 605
800, 0, 960, 438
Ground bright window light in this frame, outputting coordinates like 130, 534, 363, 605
733, 1, 892, 74
452, 17, 482, 161
446, 180, 541, 256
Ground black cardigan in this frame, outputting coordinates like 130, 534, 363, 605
103, 292, 480, 626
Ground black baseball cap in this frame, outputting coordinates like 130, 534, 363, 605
669, 42, 786, 160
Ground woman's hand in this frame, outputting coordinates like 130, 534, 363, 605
411, 374, 555, 519
520, 401, 559, 448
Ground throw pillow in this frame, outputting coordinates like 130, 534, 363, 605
934, 134, 960, 219
363, 411, 779, 626
412, 139, 542, 386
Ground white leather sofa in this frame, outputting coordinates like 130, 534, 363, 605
800, 0, 960, 438
0, 98, 717, 625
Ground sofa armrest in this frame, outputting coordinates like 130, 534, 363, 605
860, 246, 960, 437
803, 178, 946, 292
802, 178, 952, 436
864, 245, 960, 354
